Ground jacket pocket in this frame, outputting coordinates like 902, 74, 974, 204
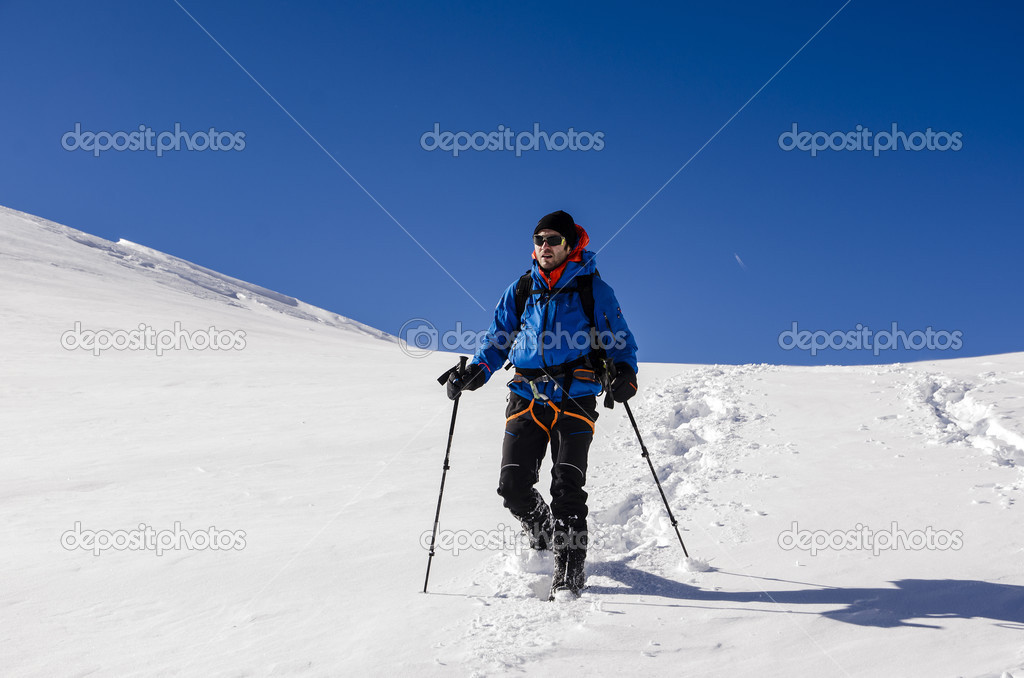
572, 367, 598, 384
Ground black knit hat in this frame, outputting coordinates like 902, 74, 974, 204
534, 210, 577, 248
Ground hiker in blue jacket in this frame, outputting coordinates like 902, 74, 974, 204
444, 210, 639, 599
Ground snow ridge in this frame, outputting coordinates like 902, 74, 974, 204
0, 204, 394, 341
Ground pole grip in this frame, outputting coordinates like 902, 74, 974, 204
437, 355, 470, 385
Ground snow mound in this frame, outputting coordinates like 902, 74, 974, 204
682, 556, 714, 572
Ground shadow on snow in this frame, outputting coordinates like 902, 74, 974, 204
585, 558, 1024, 629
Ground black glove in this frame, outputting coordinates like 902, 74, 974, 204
446, 362, 486, 400
609, 362, 638, 403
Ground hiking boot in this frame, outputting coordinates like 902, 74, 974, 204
549, 516, 587, 600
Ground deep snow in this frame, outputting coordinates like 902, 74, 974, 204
2, 204, 1023, 677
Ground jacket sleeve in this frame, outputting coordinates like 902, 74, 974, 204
591, 277, 638, 373
471, 280, 519, 382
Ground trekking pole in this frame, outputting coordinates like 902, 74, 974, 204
423, 355, 468, 593
601, 359, 690, 558
622, 400, 690, 558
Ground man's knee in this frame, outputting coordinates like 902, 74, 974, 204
497, 466, 538, 514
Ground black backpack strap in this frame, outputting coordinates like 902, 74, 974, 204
513, 271, 533, 322
505, 271, 534, 371
573, 271, 612, 402
574, 272, 596, 329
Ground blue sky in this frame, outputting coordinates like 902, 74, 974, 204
2, 1, 1021, 365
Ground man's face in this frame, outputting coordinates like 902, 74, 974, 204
534, 229, 571, 271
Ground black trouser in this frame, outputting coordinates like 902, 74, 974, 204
496, 392, 599, 522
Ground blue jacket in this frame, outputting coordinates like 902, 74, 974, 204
472, 249, 638, 401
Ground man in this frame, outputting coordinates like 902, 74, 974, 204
444, 210, 639, 600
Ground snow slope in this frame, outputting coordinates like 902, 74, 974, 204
2, 204, 1023, 677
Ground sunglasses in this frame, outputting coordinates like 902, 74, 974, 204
533, 234, 566, 247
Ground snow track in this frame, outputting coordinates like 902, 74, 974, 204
442, 365, 780, 674
903, 369, 1024, 466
